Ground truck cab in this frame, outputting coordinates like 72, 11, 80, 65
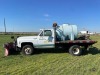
35, 29, 55, 48
16, 29, 55, 55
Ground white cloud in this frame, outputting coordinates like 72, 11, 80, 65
44, 14, 50, 17
43, 14, 51, 21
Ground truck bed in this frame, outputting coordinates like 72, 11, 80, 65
56, 40, 97, 44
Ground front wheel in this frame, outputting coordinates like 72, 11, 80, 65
22, 45, 34, 55
69, 45, 82, 56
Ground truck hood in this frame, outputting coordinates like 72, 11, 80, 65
17, 36, 38, 40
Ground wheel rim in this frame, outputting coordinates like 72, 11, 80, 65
25, 47, 32, 54
73, 48, 80, 54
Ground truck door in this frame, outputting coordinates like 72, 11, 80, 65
37, 30, 54, 48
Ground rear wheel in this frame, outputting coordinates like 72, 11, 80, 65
69, 45, 82, 56
22, 45, 34, 55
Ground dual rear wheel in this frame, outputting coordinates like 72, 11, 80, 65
69, 45, 82, 56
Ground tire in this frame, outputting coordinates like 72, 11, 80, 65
22, 45, 34, 55
69, 45, 82, 56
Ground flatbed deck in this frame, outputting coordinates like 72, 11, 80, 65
56, 40, 97, 44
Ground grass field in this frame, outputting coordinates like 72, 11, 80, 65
0, 35, 100, 75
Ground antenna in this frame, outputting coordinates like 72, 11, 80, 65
4, 18, 6, 34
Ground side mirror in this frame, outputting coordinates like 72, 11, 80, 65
11, 36, 14, 39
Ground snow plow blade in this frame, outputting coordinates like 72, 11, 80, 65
3, 42, 15, 56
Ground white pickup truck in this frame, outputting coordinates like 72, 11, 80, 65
4, 23, 97, 56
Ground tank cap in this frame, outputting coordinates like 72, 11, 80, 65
53, 23, 57, 27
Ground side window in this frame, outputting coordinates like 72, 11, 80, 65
44, 30, 52, 36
